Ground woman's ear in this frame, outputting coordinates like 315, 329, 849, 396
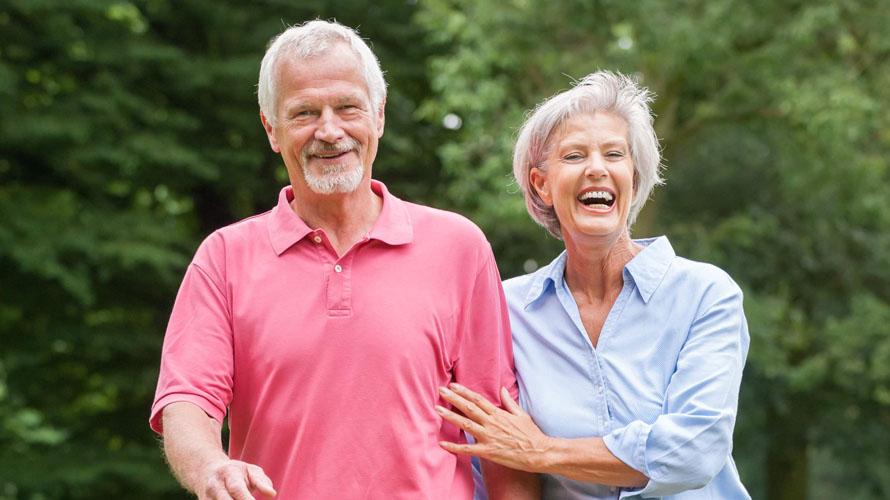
530, 167, 553, 206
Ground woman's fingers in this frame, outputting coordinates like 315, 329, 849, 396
436, 405, 485, 438
438, 386, 489, 422
438, 439, 477, 456
435, 387, 550, 472
448, 383, 500, 414
500, 387, 524, 415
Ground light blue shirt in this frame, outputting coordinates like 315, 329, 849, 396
489, 236, 750, 499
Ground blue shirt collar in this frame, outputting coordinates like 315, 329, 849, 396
523, 251, 567, 308
523, 236, 675, 307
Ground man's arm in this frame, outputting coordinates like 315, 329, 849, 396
450, 246, 538, 498
438, 385, 647, 488
482, 460, 540, 500
162, 402, 277, 499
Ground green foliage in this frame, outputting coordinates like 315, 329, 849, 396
1, 0, 889, 498
416, 0, 890, 498
0, 0, 439, 497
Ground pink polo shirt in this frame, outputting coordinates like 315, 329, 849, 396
150, 181, 516, 499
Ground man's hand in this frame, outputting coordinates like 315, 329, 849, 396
161, 403, 277, 499
199, 459, 277, 500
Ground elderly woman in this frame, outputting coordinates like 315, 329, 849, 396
436, 71, 751, 499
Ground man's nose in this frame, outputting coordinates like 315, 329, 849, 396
314, 108, 346, 143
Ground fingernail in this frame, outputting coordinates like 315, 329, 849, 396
450, 383, 463, 390
438, 386, 450, 395
435, 405, 446, 414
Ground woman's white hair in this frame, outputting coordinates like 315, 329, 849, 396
257, 20, 387, 127
513, 70, 663, 239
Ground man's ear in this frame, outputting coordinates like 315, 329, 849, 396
529, 167, 553, 206
260, 112, 281, 153
375, 97, 386, 138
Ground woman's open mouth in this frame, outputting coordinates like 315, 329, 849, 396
577, 190, 615, 210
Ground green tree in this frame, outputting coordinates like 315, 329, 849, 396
415, 0, 890, 498
3, 0, 889, 497
0, 0, 443, 497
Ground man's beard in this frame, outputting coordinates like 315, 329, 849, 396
300, 138, 365, 195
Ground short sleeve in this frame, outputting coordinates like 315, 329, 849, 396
603, 281, 749, 498
453, 248, 518, 406
149, 238, 235, 434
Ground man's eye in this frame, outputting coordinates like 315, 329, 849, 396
289, 110, 313, 119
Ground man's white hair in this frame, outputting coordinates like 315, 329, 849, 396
257, 20, 387, 127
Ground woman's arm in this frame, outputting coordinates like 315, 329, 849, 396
438, 281, 748, 497
437, 385, 647, 487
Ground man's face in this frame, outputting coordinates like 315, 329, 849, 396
262, 43, 384, 195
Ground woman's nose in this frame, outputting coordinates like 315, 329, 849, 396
584, 156, 608, 178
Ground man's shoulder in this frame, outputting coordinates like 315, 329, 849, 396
193, 209, 273, 258
402, 200, 488, 245
216, 209, 274, 237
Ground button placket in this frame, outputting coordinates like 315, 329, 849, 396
326, 253, 354, 316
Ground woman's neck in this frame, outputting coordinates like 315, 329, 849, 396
563, 231, 641, 303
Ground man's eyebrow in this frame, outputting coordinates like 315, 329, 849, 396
285, 100, 312, 111
335, 94, 365, 105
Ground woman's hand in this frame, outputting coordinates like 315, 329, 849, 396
436, 383, 552, 472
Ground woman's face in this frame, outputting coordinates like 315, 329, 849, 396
531, 111, 635, 245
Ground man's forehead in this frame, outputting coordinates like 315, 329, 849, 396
275, 56, 372, 103
286, 91, 369, 107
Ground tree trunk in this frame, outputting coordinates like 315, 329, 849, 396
766, 411, 809, 500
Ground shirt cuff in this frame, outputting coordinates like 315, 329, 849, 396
603, 421, 659, 498
149, 393, 226, 434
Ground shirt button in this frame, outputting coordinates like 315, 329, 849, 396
312, 235, 322, 243
334, 264, 342, 273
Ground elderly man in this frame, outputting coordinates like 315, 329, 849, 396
150, 20, 533, 500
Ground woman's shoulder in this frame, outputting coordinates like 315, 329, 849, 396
501, 253, 566, 307
632, 236, 741, 299
502, 270, 541, 301
667, 253, 744, 307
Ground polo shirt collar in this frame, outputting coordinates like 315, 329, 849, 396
267, 180, 413, 256
523, 235, 675, 307
366, 180, 413, 246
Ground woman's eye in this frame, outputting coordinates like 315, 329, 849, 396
563, 153, 583, 161
606, 151, 625, 158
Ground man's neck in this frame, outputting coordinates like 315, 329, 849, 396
290, 181, 383, 257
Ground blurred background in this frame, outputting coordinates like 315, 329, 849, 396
1, 0, 889, 498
